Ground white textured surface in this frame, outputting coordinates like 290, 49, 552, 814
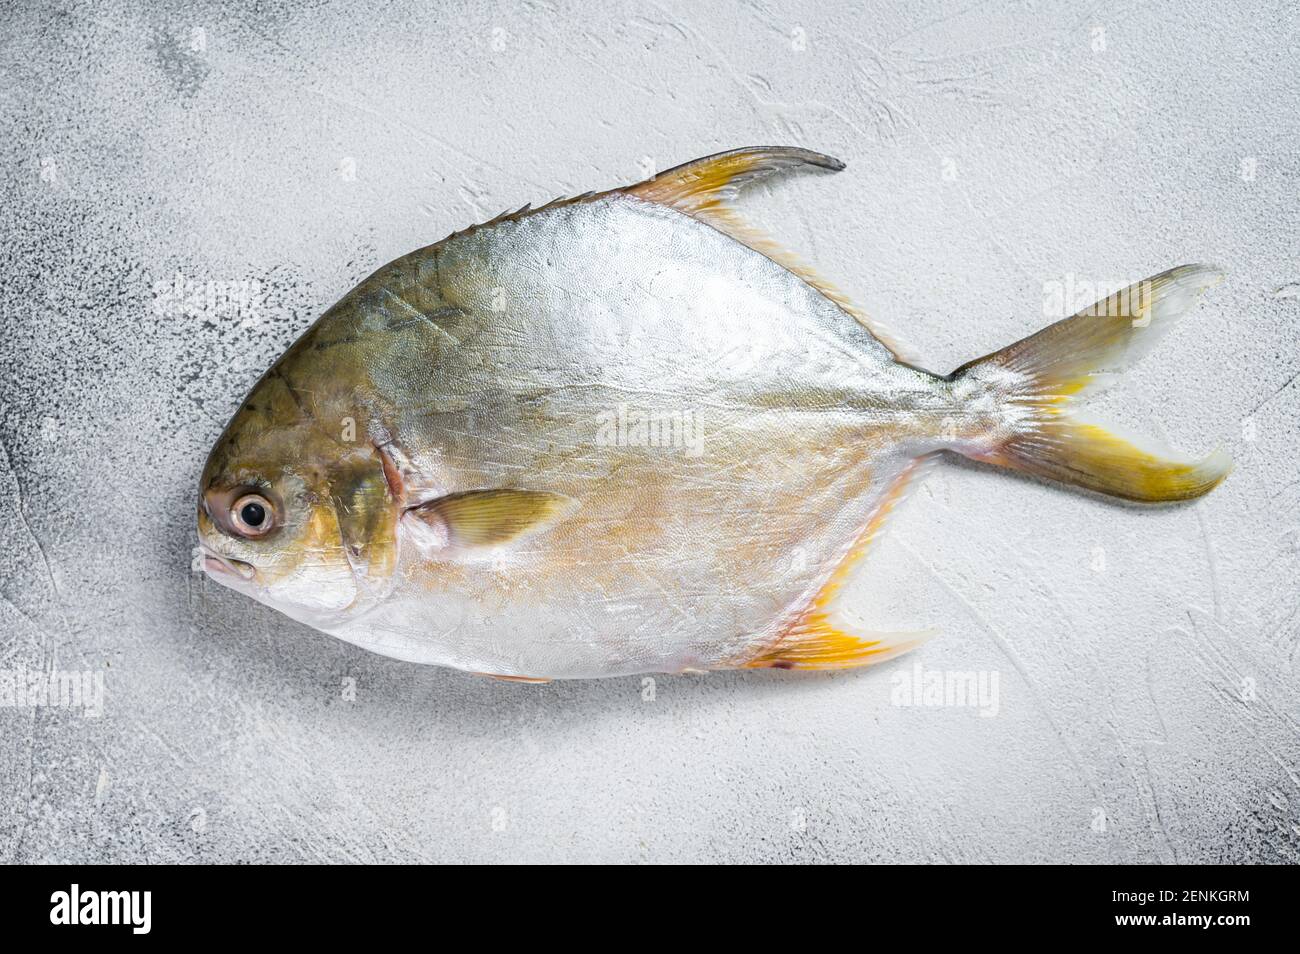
1, 0, 1297, 862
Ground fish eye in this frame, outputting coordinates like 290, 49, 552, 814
230, 493, 274, 537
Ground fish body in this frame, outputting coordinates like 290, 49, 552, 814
198, 148, 1230, 680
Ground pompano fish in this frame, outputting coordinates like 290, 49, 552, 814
197, 147, 1230, 680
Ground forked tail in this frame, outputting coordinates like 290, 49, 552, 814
946, 264, 1230, 502
736, 263, 1230, 673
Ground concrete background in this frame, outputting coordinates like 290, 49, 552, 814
1, 0, 1297, 863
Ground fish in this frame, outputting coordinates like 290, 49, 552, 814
197, 146, 1231, 680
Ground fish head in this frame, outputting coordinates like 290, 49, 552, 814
197, 388, 400, 627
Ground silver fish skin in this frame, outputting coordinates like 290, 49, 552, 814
197, 147, 1230, 680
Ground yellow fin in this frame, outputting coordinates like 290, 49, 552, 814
626, 146, 845, 214
412, 489, 573, 549
985, 420, 1231, 503
624, 147, 918, 363
473, 672, 551, 684
743, 458, 937, 671
950, 264, 1231, 503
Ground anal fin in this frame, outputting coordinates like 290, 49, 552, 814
743, 457, 937, 671
473, 672, 552, 684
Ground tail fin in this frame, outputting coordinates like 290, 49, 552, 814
948, 264, 1231, 503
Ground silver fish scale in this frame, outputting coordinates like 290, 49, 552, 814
318, 192, 951, 677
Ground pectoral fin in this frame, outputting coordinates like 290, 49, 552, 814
406, 489, 574, 550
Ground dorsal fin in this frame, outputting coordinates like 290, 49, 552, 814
626, 147, 845, 213
623, 147, 917, 363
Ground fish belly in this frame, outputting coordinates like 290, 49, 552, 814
326, 193, 945, 677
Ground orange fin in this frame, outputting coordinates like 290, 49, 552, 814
623, 147, 918, 364
473, 672, 551, 684
743, 458, 938, 671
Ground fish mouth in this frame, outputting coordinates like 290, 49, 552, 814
201, 545, 255, 581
